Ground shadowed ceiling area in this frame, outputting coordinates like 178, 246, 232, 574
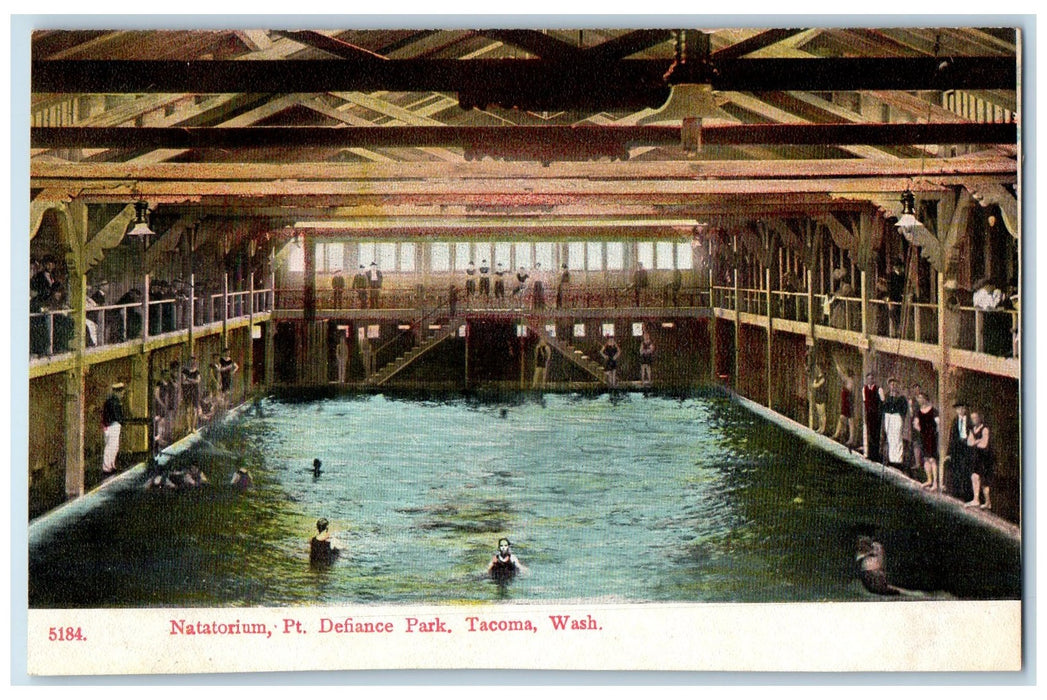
30, 26, 1019, 240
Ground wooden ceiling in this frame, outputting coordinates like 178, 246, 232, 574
29, 26, 1020, 239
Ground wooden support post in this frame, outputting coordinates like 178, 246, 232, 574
244, 275, 255, 397
766, 267, 773, 409
129, 353, 150, 455
141, 275, 150, 343
807, 268, 815, 431
936, 271, 953, 496
860, 269, 869, 336
187, 272, 196, 354
221, 273, 229, 347
464, 320, 470, 388
733, 242, 740, 392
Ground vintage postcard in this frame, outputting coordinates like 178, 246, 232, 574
21, 20, 1024, 677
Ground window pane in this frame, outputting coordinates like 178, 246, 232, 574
378, 242, 396, 271
494, 242, 512, 269
358, 242, 376, 268
601, 322, 615, 337
514, 242, 531, 269
286, 241, 304, 272
568, 242, 585, 270
636, 242, 655, 269
573, 323, 586, 338
535, 242, 553, 269
327, 242, 344, 272
474, 242, 491, 268
632, 322, 644, 337
586, 242, 603, 271
605, 242, 624, 270
431, 243, 450, 272
399, 243, 416, 271
455, 242, 471, 271
676, 241, 693, 270
656, 241, 675, 270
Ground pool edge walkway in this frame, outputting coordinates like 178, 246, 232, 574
732, 393, 1021, 543
28, 402, 252, 549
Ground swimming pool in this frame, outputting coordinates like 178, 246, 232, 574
28, 392, 1021, 607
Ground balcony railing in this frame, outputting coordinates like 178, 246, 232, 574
30, 284, 273, 361
277, 285, 710, 312
951, 305, 1019, 358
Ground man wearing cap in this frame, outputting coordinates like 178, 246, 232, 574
946, 401, 973, 501
101, 383, 126, 475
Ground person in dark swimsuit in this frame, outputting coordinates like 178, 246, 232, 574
913, 392, 941, 491
487, 538, 525, 585
966, 411, 994, 510
638, 332, 655, 387
862, 373, 884, 462
310, 517, 340, 568
600, 337, 620, 387
831, 362, 857, 447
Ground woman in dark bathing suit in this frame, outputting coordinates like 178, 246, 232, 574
487, 538, 526, 584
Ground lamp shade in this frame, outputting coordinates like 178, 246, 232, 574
127, 200, 155, 237
639, 83, 734, 125
895, 189, 920, 240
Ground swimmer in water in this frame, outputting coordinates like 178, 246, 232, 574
855, 536, 919, 596
487, 538, 526, 584
309, 517, 340, 568
230, 467, 253, 489
312, 458, 322, 478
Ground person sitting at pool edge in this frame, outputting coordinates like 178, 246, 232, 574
310, 518, 340, 567
487, 537, 526, 583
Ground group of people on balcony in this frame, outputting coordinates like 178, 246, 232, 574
811, 360, 996, 510
330, 262, 383, 308
450, 260, 566, 311
30, 253, 260, 358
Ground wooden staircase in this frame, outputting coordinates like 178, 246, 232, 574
366, 319, 461, 386
525, 323, 606, 384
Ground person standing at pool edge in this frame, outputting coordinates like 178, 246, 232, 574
601, 336, 620, 387
101, 382, 126, 475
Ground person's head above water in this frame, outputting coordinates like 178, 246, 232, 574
317, 518, 329, 534
498, 538, 511, 553
313, 458, 321, 468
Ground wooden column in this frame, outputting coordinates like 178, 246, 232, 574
732, 235, 740, 391
244, 275, 255, 396
303, 233, 316, 324
806, 267, 815, 430
129, 353, 150, 455
765, 267, 773, 409
62, 204, 89, 499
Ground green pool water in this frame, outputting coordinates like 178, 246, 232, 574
28, 392, 1021, 607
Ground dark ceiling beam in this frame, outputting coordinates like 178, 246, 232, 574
32, 57, 1017, 98
32, 123, 1017, 151
274, 30, 388, 61
710, 28, 808, 60
582, 29, 674, 62
475, 30, 580, 61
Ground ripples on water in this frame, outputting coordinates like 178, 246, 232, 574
29, 392, 1020, 607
